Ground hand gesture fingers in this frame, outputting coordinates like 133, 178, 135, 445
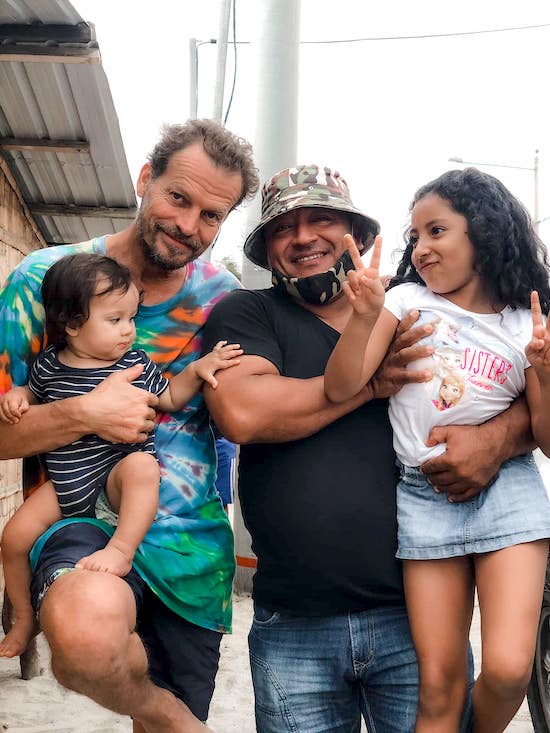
345, 268, 361, 296
367, 235, 383, 276
343, 235, 385, 319
531, 291, 545, 337
525, 290, 550, 371
344, 233, 365, 274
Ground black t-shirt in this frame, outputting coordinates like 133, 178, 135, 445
203, 287, 404, 615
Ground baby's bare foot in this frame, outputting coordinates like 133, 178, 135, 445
76, 545, 132, 576
0, 613, 38, 658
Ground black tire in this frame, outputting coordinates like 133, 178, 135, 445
528, 556, 550, 732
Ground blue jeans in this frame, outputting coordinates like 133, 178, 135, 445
248, 604, 419, 732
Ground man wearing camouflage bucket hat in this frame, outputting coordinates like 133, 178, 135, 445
202, 164, 515, 731
244, 164, 379, 266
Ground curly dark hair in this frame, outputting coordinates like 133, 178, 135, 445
389, 167, 550, 313
147, 119, 259, 209
41, 253, 133, 346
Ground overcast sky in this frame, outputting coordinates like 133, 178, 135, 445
72, 0, 550, 275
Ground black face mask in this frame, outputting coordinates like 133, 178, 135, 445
271, 250, 356, 306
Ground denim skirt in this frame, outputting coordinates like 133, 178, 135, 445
396, 453, 550, 560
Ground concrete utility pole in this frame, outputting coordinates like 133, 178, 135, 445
212, 0, 232, 123
200, 1, 232, 263
233, 0, 301, 595
241, 0, 301, 291
189, 38, 198, 119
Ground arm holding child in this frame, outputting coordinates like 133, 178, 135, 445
325, 238, 536, 501
422, 296, 539, 500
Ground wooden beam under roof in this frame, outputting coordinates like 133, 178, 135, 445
0, 48, 100, 63
30, 203, 138, 220
0, 138, 90, 154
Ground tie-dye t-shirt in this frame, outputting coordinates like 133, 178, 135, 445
0, 237, 239, 632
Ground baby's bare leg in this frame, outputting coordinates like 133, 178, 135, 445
0, 481, 61, 657
77, 452, 159, 576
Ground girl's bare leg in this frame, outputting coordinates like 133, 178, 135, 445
0, 481, 61, 656
404, 556, 475, 733
77, 452, 159, 576
473, 540, 549, 733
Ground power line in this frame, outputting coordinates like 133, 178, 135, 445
300, 21, 550, 43
195, 19, 549, 116
199, 22, 550, 46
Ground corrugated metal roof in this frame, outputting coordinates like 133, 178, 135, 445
0, 0, 137, 245
0, 0, 83, 25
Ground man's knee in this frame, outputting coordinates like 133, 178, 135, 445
40, 570, 137, 680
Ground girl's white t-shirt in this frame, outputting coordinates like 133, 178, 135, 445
383, 282, 533, 467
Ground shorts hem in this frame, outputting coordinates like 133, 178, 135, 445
397, 529, 550, 559
34, 566, 75, 618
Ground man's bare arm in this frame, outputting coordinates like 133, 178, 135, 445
420, 396, 534, 502
0, 365, 158, 460
205, 354, 373, 444
206, 311, 434, 445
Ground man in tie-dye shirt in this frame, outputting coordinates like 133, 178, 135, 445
0, 119, 259, 732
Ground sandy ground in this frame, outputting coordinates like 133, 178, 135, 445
0, 591, 535, 733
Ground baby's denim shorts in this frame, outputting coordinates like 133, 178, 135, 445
396, 453, 550, 560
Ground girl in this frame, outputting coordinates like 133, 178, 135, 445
0, 253, 242, 659
324, 167, 550, 732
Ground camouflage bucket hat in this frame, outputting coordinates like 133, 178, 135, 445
243, 164, 380, 269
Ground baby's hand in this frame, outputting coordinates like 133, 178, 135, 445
0, 388, 31, 424
194, 341, 243, 389
525, 291, 550, 378
343, 234, 385, 322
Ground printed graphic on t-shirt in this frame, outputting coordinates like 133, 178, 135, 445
416, 310, 516, 412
